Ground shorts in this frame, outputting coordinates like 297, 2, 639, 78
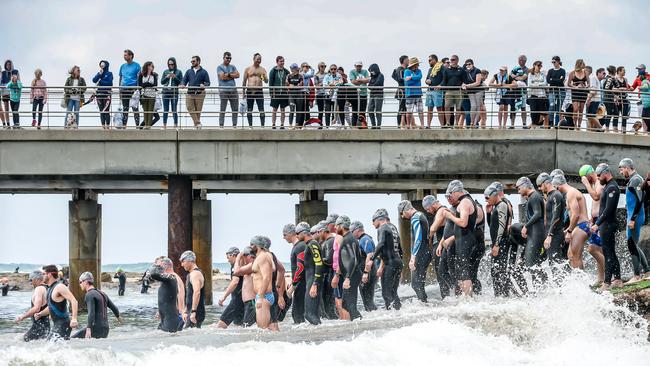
406, 96, 423, 113
586, 101, 600, 116
242, 300, 256, 326
219, 297, 244, 326
577, 221, 602, 247
425, 90, 444, 108
444, 90, 462, 110
255, 292, 275, 306
270, 97, 288, 109
333, 278, 343, 299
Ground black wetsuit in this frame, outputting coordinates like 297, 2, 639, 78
471, 203, 486, 294
290, 240, 307, 324
185, 268, 206, 328
410, 211, 432, 302
46, 281, 71, 340
320, 236, 338, 319
595, 178, 621, 284
358, 233, 378, 312
1, 283, 8, 296
545, 189, 567, 279
140, 272, 150, 294
113, 273, 126, 296
373, 223, 403, 309
454, 194, 478, 282
339, 231, 363, 320
437, 208, 457, 298
149, 265, 181, 333
220, 263, 244, 326
23, 285, 50, 342
507, 223, 530, 295
487, 198, 513, 297
523, 190, 548, 286
72, 288, 119, 339
303, 239, 324, 325
271, 252, 290, 323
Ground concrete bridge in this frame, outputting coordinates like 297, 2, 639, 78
1, 129, 648, 304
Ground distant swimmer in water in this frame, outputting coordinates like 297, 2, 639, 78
0, 277, 9, 296
217, 247, 245, 328
140, 270, 150, 294
180, 250, 205, 328
250, 235, 276, 330
148, 258, 182, 333
113, 268, 126, 296
15, 270, 50, 342
72, 272, 122, 339
35, 265, 78, 340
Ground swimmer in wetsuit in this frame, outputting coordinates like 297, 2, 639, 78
351, 220, 378, 312
73, 272, 122, 339
217, 247, 244, 328
250, 235, 276, 330
618, 158, 650, 283
472, 201, 486, 295
333, 215, 363, 320
366, 208, 403, 309
288, 222, 324, 325
484, 182, 514, 297
180, 250, 205, 328
113, 269, 126, 296
35, 265, 78, 340
283, 223, 307, 324
423, 195, 453, 298
15, 270, 50, 342
536, 173, 568, 283
148, 258, 182, 332
516, 176, 548, 287
398, 200, 432, 302
320, 216, 339, 319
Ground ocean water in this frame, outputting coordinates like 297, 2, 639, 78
0, 270, 647, 366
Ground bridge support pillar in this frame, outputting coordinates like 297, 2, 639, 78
168, 175, 193, 282
295, 190, 328, 226
192, 189, 213, 305
69, 189, 101, 307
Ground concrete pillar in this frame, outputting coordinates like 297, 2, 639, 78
69, 189, 101, 307
295, 190, 328, 226
192, 191, 213, 305
168, 175, 193, 281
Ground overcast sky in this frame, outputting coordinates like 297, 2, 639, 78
0, 0, 647, 265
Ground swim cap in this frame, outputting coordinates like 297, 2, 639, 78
595, 163, 610, 175
335, 215, 351, 229
282, 223, 296, 236
372, 208, 389, 221
250, 235, 271, 249
550, 169, 564, 178
515, 177, 533, 189
310, 223, 322, 234
318, 220, 330, 232
324, 213, 339, 225
160, 257, 173, 269
226, 247, 240, 256
79, 271, 94, 283
350, 220, 364, 232
180, 250, 196, 263
397, 200, 413, 213
618, 158, 634, 169
28, 270, 44, 282
484, 183, 500, 197
536, 173, 552, 186
490, 181, 505, 193
551, 174, 567, 186
446, 180, 464, 195
116, 267, 124, 273
422, 195, 439, 210
242, 246, 253, 256
579, 165, 594, 177
295, 221, 311, 235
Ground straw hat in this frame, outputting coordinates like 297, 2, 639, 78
407, 57, 420, 68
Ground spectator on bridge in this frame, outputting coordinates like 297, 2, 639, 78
242, 53, 267, 128
601, 66, 617, 132
511, 55, 529, 127
640, 73, 650, 132
217, 51, 240, 128
323, 64, 342, 127
350, 61, 370, 126
1, 60, 20, 128
462, 58, 483, 128
313, 62, 328, 123
161, 57, 182, 129
269, 56, 290, 129
479, 69, 489, 128
367, 63, 384, 129
438, 55, 464, 127
138, 61, 158, 129
63, 65, 86, 128
119, 49, 141, 128
404, 57, 424, 129
301, 62, 315, 120
30, 69, 47, 129
6, 74, 22, 128
425, 54, 445, 128
613, 66, 631, 133
181, 55, 210, 129
630, 64, 650, 133
527, 61, 549, 128
337, 66, 359, 128
568, 59, 589, 130
391, 55, 408, 128
585, 66, 605, 131
286, 63, 306, 128
92, 61, 113, 130
489, 66, 515, 129
547, 56, 566, 127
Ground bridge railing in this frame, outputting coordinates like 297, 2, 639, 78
0, 85, 647, 132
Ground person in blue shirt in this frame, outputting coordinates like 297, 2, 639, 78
403, 57, 424, 129
1, 60, 20, 128
92, 60, 113, 129
118, 49, 141, 128
351, 221, 378, 312
398, 199, 432, 302
217, 51, 240, 128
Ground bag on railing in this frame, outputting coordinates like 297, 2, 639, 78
129, 90, 141, 109
239, 98, 247, 116
113, 107, 124, 128
60, 98, 67, 109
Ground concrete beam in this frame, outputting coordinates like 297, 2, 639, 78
69, 192, 101, 307
192, 198, 213, 305
168, 175, 192, 281
295, 194, 328, 226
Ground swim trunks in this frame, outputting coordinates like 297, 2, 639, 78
255, 292, 275, 306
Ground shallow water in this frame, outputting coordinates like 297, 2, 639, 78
0, 270, 648, 366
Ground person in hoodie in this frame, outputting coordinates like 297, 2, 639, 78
92, 60, 113, 129
1, 60, 20, 128
367, 63, 384, 129
161, 57, 183, 129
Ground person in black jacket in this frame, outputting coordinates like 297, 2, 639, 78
138, 61, 158, 129
391, 55, 408, 127
368, 63, 384, 128
73, 272, 122, 339
92, 60, 113, 129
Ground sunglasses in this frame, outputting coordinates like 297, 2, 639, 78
451, 59, 458, 62
484, 196, 490, 200
225, 57, 232, 59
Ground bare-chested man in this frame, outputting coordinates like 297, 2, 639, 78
233, 247, 256, 327
242, 53, 267, 127
35, 265, 78, 340
580, 165, 606, 284
250, 235, 276, 330
554, 174, 605, 277
15, 270, 50, 342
